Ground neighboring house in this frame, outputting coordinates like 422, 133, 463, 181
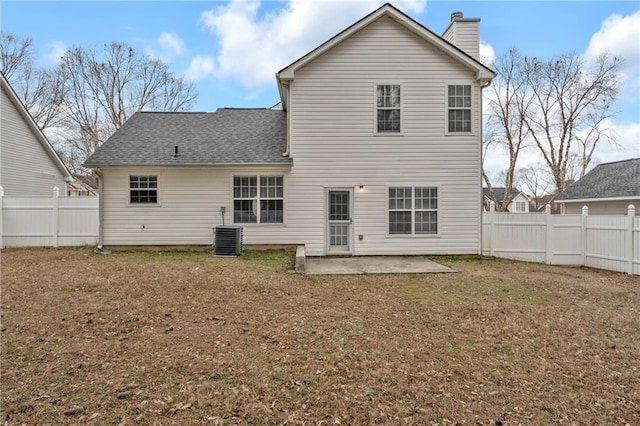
0, 73, 72, 196
85, 4, 495, 255
556, 158, 640, 215
534, 194, 560, 214
67, 174, 99, 197
483, 187, 533, 213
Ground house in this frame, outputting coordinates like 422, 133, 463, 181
483, 187, 534, 213
67, 174, 99, 197
0, 73, 72, 196
84, 3, 495, 255
555, 158, 639, 215
534, 194, 560, 214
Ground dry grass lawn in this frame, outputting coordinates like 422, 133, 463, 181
1, 247, 639, 425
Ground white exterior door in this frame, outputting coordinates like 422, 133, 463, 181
327, 189, 352, 253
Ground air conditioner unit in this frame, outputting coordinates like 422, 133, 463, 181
214, 225, 243, 257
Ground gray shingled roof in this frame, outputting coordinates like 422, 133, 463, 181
556, 158, 640, 201
482, 187, 523, 202
84, 108, 291, 167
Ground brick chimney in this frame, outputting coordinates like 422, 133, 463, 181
442, 11, 480, 61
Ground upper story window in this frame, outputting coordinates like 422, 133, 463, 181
448, 85, 471, 132
129, 176, 157, 204
233, 175, 284, 224
377, 84, 400, 133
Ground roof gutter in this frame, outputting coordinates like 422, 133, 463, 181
557, 196, 640, 203
83, 162, 294, 168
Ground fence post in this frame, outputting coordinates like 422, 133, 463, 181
545, 204, 552, 264
627, 204, 635, 275
581, 205, 589, 266
0, 186, 4, 249
488, 201, 495, 257
52, 186, 59, 248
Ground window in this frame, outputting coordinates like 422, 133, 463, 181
514, 201, 527, 213
377, 84, 400, 133
448, 85, 471, 132
389, 187, 437, 235
129, 176, 157, 204
233, 176, 283, 223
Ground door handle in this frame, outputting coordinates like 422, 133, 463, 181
349, 218, 353, 225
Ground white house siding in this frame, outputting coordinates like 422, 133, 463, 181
287, 17, 483, 256
100, 166, 297, 246
442, 20, 480, 61
100, 17, 485, 255
0, 85, 67, 196
563, 200, 639, 216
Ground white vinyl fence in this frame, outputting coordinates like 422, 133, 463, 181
483, 203, 639, 275
0, 186, 99, 248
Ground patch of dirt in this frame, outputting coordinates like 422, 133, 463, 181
1, 248, 639, 424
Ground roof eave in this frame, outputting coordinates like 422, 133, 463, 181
84, 162, 294, 168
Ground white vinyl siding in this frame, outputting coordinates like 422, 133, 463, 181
100, 167, 292, 246
441, 20, 480, 61
563, 200, 640, 216
0, 83, 67, 196
99, 17, 484, 255
287, 17, 481, 255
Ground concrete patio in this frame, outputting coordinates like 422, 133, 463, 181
304, 255, 456, 275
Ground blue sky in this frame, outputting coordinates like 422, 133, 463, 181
2, 0, 639, 169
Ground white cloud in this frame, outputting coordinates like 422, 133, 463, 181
194, 0, 426, 87
158, 32, 185, 55
185, 55, 216, 81
479, 41, 495, 67
48, 40, 67, 64
586, 11, 640, 95
590, 120, 640, 164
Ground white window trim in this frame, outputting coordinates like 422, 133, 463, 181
127, 173, 161, 207
231, 174, 285, 225
513, 200, 527, 213
444, 83, 473, 136
385, 185, 440, 237
373, 82, 404, 136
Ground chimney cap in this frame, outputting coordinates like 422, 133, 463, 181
451, 11, 463, 21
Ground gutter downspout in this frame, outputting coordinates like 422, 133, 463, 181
96, 168, 104, 249
478, 79, 492, 256
277, 77, 291, 158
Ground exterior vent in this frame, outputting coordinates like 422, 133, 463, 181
214, 225, 243, 256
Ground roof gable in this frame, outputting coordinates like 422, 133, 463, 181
0, 73, 72, 181
556, 158, 640, 201
277, 3, 494, 91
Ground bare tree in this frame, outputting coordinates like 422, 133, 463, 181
516, 164, 552, 209
523, 53, 621, 193
0, 32, 66, 130
482, 49, 533, 211
56, 42, 198, 170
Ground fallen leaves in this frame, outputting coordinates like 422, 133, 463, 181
1, 248, 639, 424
